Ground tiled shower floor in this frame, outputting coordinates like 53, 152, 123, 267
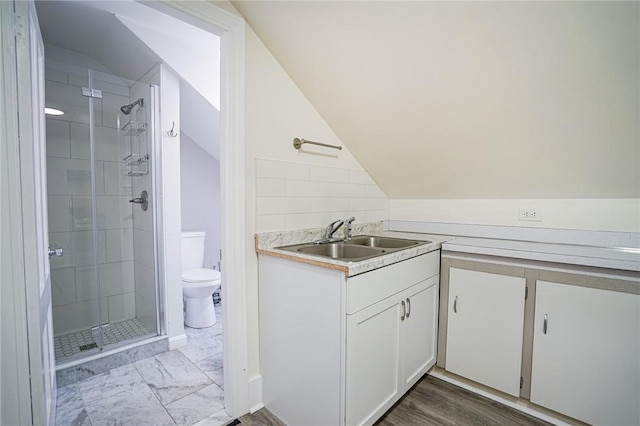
54, 318, 151, 361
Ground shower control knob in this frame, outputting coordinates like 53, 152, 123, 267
48, 247, 64, 259
129, 190, 149, 211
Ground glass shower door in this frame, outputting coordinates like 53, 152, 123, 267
113, 72, 162, 344
47, 62, 160, 363
47, 63, 109, 361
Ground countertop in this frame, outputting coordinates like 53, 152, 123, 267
256, 223, 640, 275
441, 237, 640, 272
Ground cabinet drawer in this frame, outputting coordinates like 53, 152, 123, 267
347, 250, 440, 315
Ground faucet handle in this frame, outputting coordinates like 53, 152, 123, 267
345, 216, 356, 239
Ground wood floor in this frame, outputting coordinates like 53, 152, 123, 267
237, 408, 287, 425
237, 375, 552, 426
376, 376, 551, 426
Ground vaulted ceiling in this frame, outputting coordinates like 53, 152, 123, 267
35, 1, 221, 160
231, 1, 640, 199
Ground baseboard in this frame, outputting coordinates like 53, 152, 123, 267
250, 403, 264, 414
168, 333, 188, 350
248, 375, 263, 413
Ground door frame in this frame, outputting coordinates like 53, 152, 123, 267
148, 1, 249, 416
1, 0, 55, 424
1, 1, 37, 423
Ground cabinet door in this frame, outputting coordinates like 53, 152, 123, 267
401, 276, 439, 391
531, 281, 640, 426
446, 268, 526, 396
346, 296, 402, 426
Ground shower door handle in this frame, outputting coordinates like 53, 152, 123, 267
129, 190, 148, 211
48, 247, 64, 258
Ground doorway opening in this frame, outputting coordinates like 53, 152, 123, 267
33, 0, 246, 421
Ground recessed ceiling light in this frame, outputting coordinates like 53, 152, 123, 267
45, 107, 64, 116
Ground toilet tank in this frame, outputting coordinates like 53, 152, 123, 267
181, 231, 205, 270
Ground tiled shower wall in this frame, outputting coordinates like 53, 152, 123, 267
46, 62, 136, 336
255, 158, 389, 233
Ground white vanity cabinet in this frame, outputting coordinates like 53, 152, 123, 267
259, 250, 440, 426
530, 281, 640, 426
346, 276, 438, 426
445, 268, 526, 396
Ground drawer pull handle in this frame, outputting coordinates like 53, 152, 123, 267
406, 298, 411, 318
543, 314, 548, 334
453, 296, 458, 313
401, 300, 406, 321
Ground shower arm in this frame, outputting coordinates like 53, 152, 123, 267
121, 98, 144, 115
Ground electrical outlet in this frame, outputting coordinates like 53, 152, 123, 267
518, 208, 541, 221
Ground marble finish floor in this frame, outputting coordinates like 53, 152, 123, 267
55, 309, 229, 426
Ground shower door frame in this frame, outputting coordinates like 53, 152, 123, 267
83, 71, 164, 354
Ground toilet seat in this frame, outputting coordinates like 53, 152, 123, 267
182, 268, 221, 283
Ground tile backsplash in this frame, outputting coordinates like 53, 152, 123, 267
255, 158, 389, 233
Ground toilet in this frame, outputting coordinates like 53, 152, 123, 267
181, 231, 221, 328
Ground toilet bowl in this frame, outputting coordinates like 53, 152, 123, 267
182, 268, 221, 328
181, 231, 221, 328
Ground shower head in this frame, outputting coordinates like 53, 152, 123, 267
120, 98, 143, 115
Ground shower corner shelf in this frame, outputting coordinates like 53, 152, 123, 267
121, 120, 146, 136
123, 154, 149, 176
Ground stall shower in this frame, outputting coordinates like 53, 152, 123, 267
46, 59, 163, 363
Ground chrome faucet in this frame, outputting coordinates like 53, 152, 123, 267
344, 216, 356, 240
324, 219, 344, 240
314, 219, 345, 244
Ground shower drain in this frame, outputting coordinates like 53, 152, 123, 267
79, 342, 98, 352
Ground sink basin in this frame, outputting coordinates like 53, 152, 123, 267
275, 235, 429, 262
295, 243, 386, 261
347, 235, 430, 249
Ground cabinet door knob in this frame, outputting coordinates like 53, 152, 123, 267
453, 295, 458, 313
406, 298, 411, 318
401, 300, 406, 321
543, 313, 548, 334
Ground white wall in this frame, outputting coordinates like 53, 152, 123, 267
180, 133, 221, 269
391, 199, 640, 233
157, 65, 185, 347
241, 16, 388, 379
